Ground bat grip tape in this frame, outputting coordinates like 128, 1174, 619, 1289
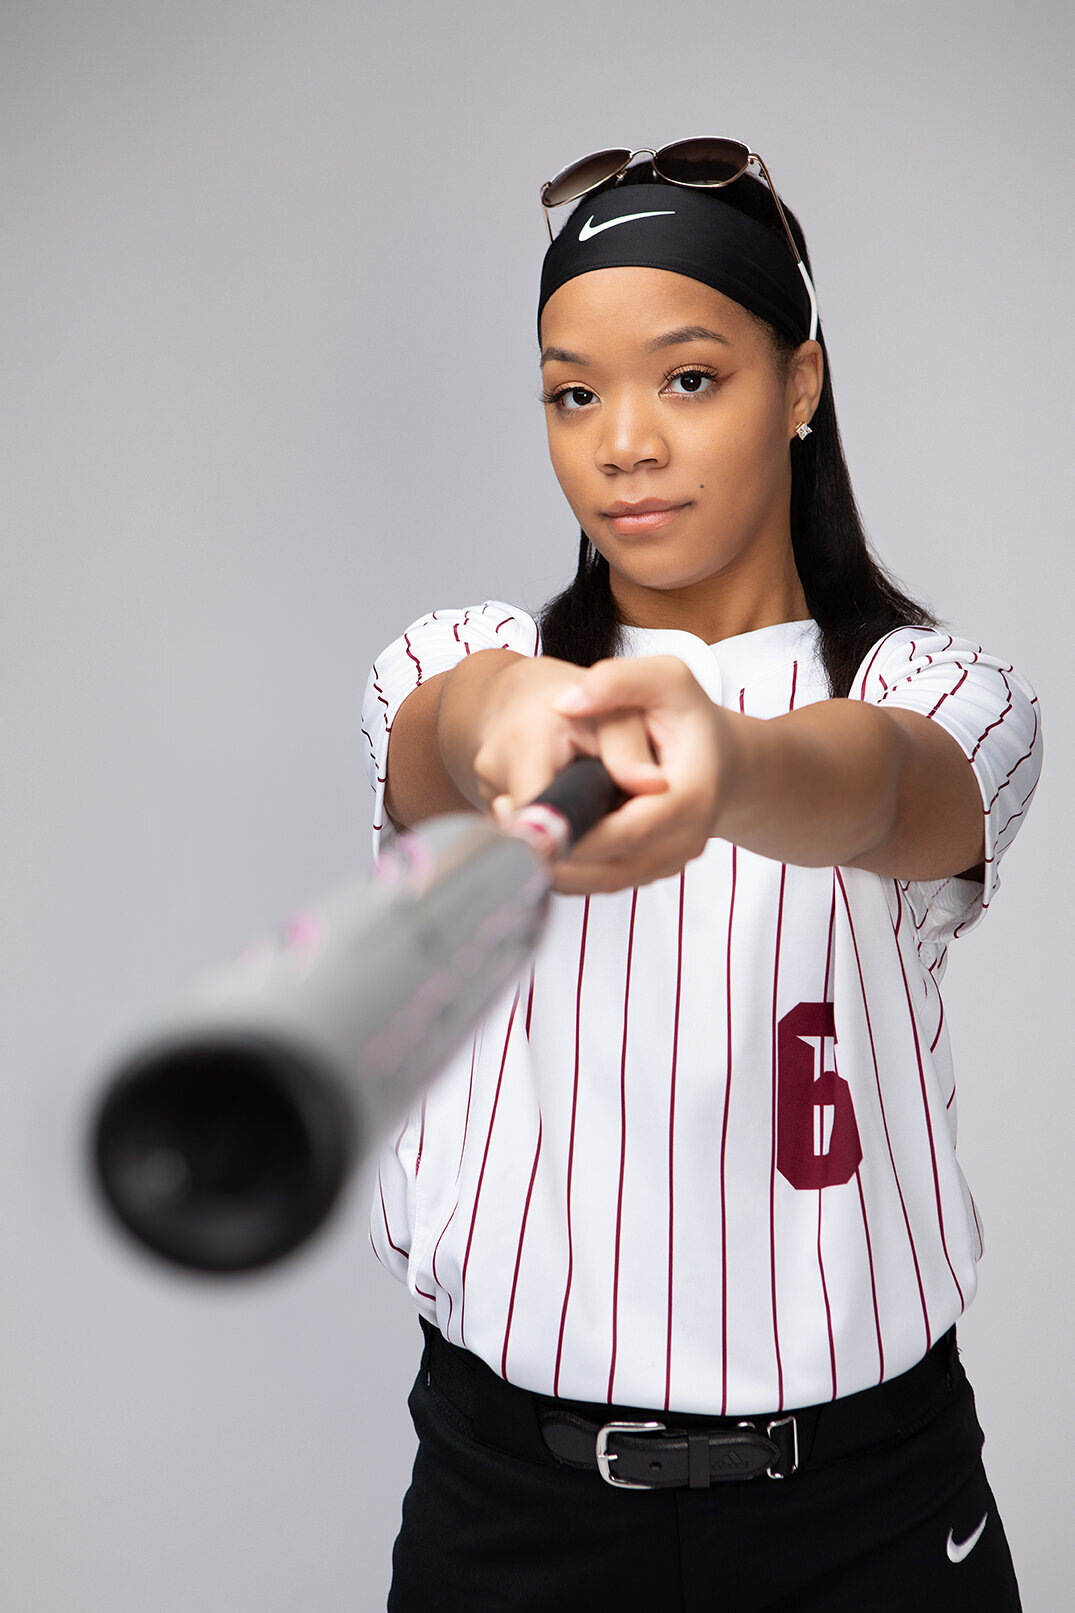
527, 757, 626, 850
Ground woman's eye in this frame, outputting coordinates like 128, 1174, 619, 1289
665, 370, 714, 396
554, 386, 596, 411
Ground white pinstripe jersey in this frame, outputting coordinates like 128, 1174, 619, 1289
362, 605, 1041, 1415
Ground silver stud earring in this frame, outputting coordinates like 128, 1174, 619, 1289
794, 421, 813, 441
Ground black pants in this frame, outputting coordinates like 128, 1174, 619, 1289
387, 1331, 1021, 1612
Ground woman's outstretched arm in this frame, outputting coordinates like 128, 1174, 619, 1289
543, 655, 986, 894
383, 647, 989, 895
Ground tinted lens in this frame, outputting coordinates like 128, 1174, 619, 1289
542, 148, 632, 208
656, 137, 750, 187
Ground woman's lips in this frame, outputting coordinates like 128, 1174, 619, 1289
602, 499, 689, 535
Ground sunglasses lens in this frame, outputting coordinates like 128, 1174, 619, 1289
542, 149, 632, 208
656, 138, 750, 186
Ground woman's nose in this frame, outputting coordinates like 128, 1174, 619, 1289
597, 397, 669, 474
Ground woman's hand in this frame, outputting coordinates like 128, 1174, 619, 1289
537, 656, 732, 894
471, 654, 668, 820
387, 649, 666, 835
388, 649, 715, 893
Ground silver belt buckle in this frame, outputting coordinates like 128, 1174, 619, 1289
595, 1419, 666, 1489
736, 1414, 799, 1478
765, 1414, 798, 1478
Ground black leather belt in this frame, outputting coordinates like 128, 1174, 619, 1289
420, 1318, 958, 1491
543, 1407, 795, 1487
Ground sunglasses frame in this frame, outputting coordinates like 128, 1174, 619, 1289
540, 140, 818, 341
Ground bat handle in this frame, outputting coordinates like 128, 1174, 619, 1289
511, 756, 626, 860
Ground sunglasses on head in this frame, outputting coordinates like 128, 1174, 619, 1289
540, 138, 818, 341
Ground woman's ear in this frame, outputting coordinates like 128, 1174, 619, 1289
786, 339, 824, 437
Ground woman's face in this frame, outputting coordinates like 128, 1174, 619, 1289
540, 266, 821, 640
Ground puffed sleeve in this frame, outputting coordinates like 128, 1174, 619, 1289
361, 602, 542, 857
853, 627, 1042, 942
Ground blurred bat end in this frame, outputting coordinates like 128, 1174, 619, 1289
92, 1034, 353, 1274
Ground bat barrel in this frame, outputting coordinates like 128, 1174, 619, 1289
93, 1033, 351, 1273
90, 760, 622, 1275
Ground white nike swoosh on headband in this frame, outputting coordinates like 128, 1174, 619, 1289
578, 210, 676, 241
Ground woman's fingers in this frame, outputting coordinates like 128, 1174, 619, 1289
477, 730, 590, 813
552, 654, 700, 726
470, 656, 599, 808
544, 657, 730, 892
476, 659, 672, 812
470, 653, 731, 892
555, 787, 712, 893
592, 711, 667, 796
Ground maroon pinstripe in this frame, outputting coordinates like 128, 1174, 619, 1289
768, 861, 788, 1411
890, 932, 965, 1313
855, 1169, 885, 1379
459, 1038, 478, 1172
817, 1195, 837, 1398
923, 665, 969, 719
765, 660, 800, 1410
414, 1097, 428, 1181
378, 1171, 408, 1260
987, 695, 1039, 811
553, 900, 591, 1397
607, 887, 639, 1404
985, 787, 1037, 893
663, 871, 687, 1412
719, 843, 738, 1414
818, 889, 839, 1398
502, 1119, 543, 1379
928, 969, 946, 1054
432, 1207, 458, 1336
969, 667, 1014, 758
371, 665, 390, 723
892, 886, 904, 941
979, 698, 1041, 898
502, 970, 541, 1376
460, 987, 522, 1350
524, 965, 536, 1037
835, 867, 931, 1351
855, 628, 903, 699
403, 634, 423, 683
432, 1037, 481, 1342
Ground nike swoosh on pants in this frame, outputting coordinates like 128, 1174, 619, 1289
946, 1513, 988, 1563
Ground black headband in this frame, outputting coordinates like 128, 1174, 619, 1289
538, 182, 812, 344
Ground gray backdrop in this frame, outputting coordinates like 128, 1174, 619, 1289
3, 2, 1071, 1608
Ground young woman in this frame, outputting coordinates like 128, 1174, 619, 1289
363, 142, 1040, 1611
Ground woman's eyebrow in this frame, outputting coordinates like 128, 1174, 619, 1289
646, 325, 731, 352
540, 326, 730, 367
540, 344, 588, 366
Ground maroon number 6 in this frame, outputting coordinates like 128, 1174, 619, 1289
777, 1002, 862, 1190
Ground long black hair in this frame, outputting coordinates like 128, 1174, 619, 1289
537, 166, 935, 698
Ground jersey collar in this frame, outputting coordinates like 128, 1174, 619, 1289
619, 619, 821, 706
